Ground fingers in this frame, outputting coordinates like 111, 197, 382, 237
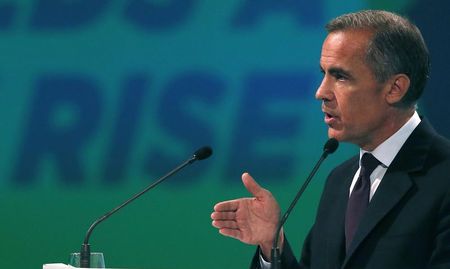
211, 220, 239, 229
211, 211, 236, 221
213, 199, 240, 212
218, 228, 242, 241
211, 214, 242, 241
242, 172, 265, 198
211, 208, 243, 241
213, 173, 264, 213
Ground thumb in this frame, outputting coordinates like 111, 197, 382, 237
242, 172, 266, 198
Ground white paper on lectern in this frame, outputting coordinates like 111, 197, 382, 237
43, 264, 74, 269
43, 264, 130, 269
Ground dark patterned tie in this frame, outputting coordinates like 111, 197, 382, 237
345, 153, 380, 251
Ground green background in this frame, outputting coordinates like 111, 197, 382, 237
1, 1, 449, 268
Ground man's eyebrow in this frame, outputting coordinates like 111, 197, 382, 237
327, 67, 353, 78
319, 65, 354, 78
319, 65, 350, 73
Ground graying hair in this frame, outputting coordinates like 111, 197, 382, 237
326, 10, 430, 107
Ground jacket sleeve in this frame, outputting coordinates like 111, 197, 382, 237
428, 188, 450, 268
249, 235, 307, 269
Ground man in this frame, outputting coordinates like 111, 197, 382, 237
211, 10, 450, 269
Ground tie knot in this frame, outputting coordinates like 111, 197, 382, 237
360, 153, 380, 178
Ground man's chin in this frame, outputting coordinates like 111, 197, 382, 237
327, 128, 345, 142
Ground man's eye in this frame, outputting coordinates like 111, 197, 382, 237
335, 73, 347, 81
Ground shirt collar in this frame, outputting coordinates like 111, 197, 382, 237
360, 111, 421, 167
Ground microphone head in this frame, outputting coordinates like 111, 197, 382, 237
323, 138, 339, 154
193, 146, 213, 160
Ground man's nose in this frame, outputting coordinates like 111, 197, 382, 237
315, 78, 333, 101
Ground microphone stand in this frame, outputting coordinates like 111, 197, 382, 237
80, 146, 212, 268
271, 139, 338, 269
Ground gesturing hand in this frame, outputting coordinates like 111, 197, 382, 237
211, 172, 283, 258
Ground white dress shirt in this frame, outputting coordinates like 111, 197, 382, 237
260, 111, 421, 268
349, 111, 421, 200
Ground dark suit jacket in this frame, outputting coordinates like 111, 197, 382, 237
251, 119, 450, 269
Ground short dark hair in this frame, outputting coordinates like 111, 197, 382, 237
326, 10, 430, 107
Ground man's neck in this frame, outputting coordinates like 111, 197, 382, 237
359, 108, 416, 151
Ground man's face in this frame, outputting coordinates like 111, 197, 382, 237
316, 30, 393, 149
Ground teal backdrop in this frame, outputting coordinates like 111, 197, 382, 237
1, 0, 449, 268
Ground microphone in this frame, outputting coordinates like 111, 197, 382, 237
79, 146, 213, 268
270, 138, 338, 269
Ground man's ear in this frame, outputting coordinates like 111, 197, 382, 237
385, 74, 411, 105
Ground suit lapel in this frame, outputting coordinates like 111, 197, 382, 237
342, 171, 413, 264
341, 118, 436, 268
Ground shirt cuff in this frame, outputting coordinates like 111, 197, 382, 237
259, 250, 272, 269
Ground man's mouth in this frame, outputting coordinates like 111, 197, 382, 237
324, 111, 338, 125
